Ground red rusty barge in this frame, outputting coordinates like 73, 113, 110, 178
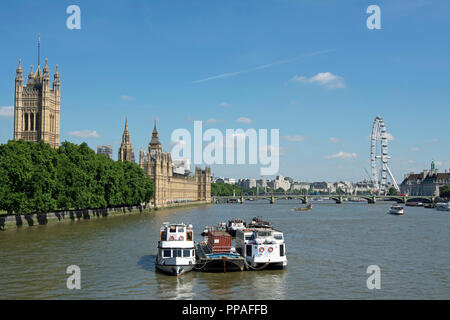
195, 230, 245, 272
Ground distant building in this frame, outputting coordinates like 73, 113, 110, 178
271, 175, 291, 191
224, 178, 236, 185
400, 161, 450, 196
118, 118, 135, 162
256, 179, 268, 188
310, 182, 332, 193
290, 182, 310, 192
240, 178, 257, 189
97, 145, 113, 159
333, 181, 354, 194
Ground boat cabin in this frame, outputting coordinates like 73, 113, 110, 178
160, 222, 193, 242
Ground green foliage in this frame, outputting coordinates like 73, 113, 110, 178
388, 187, 398, 196
211, 182, 246, 196
440, 185, 450, 198
0, 140, 154, 214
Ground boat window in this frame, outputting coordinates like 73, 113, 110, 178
257, 231, 272, 237
169, 226, 176, 233
187, 232, 192, 241
280, 244, 285, 257
163, 250, 171, 258
183, 249, 190, 257
245, 235, 254, 241
178, 226, 185, 233
274, 234, 283, 240
173, 249, 182, 257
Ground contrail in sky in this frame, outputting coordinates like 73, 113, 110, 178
192, 48, 337, 83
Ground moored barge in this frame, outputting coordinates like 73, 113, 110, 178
195, 230, 245, 272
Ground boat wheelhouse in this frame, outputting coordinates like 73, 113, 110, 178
156, 222, 195, 276
226, 218, 246, 236
235, 227, 287, 270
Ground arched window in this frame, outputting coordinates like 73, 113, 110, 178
24, 113, 29, 131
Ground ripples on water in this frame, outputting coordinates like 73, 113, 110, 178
0, 200, 448, 299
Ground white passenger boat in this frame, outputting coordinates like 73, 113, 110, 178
156, 222, 196, 276
388, 205, 404, 215
235, 228, 287, 270
435, 202, 450, 211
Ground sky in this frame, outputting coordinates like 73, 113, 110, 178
0, 0, 449, 182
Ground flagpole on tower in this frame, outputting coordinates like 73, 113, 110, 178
38, 33, 40, 67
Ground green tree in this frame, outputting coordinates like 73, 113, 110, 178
388, 187, 398, 196
440, 185, 450, 198
0, 140, 154, 214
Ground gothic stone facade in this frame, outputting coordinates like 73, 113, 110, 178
14, 59, 60, 148
139, 123, 211, 208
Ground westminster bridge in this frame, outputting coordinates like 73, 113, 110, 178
212, 193, 437, 205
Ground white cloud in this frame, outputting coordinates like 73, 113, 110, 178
206, 118, 224, 124
236, 117, 252, 124
326, 151, 357, 159
282, 135, 306, 142
291, 72, 345, 89
329, 137, 340, 143
410, 147, 420, 151
68, 130, 100, 138
0, 106, 14, 117
219, 102, 229, 107
120, 95, 135, 101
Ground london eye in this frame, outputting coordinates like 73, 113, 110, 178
370, 116, 400, 195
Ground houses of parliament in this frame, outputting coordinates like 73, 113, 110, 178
118, 119, 211, 208
12, 37, 210, 209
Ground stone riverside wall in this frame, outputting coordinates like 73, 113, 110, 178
0, 200, 211, 231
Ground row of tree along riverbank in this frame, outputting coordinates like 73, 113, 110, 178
0, 140, 154, 216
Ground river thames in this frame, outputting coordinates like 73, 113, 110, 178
0, 200, 448, 299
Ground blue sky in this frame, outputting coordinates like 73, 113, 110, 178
0, 0, 449, 182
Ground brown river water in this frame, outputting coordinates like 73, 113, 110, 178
0, 200, 448, 299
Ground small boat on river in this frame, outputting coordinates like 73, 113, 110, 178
388, 205, 404, 215
435, 202, 450, 211
156, 222, 196, 276
294, 204, 313, 211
